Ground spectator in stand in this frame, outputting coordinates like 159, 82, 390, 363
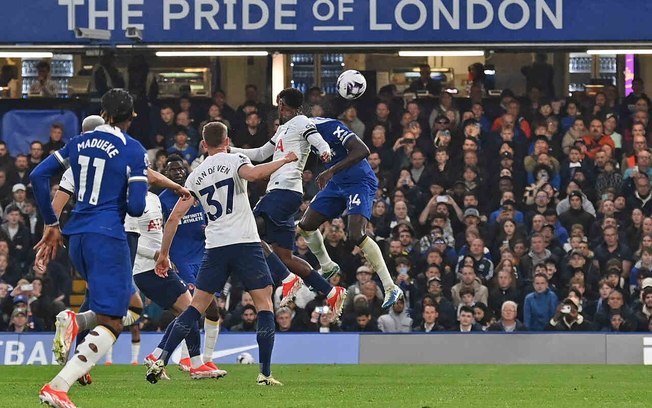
174, 111, 200, 148
524, 273, 559, 331
378, 297, 412, 333
306, 308, 341, 333
582, 118, 615, 160
365, 101, 397, 143
233, 112, 268, 149
451, 265, 488, 307
7, 307, 30, 332
545, 297, 593, 331
7, 155, 31, 188
28, 141, 45, 172
230, 304, 258, 332
91, 50, 124, 97
0, 253, 20, 287
593, 288, 634, 331
635, 284, 652, 331
521, 53, 555, 98
166, 128, 198, 164
489, 266, 522, 317
2, 205, 31, 270
153, 105, 176, 149
559, 191, 595, 233
593, 226, 633, 277
452, 305, 483, 332
4, 183, 28, 215
44, 123, 66, 155
211, 89, 237, 126
28, 60, 58, 97
407, 64, 441, 96
413, 303, 445, 332
488, 300, 527, 332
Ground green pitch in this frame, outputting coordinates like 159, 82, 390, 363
3, 364, 650, 407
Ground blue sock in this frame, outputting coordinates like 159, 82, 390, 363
185, 321, 201, 358
256, 311, 275, 377
160, 306, 201, 365
266, 252, 290, 286
303, 270, 332, 295
75, 291, 91, 347
156, 318, 175, 350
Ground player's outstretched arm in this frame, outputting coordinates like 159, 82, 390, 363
306, 131, 332, 162
156, 196, 194, 277
147, 169, 191, 200
230, 141, 275, 162
238, 152, 298, 182
30, 155, 67, 264
316, 136, 370, 190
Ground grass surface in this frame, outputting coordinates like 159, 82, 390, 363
4, 364, 650, 407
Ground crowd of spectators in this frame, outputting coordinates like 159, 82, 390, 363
2, 72, 652, 336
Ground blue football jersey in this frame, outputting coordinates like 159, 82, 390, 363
312, 117, 375, 184
54, 125, 148, 239
159, 188, 206, 266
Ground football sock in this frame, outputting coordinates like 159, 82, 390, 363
152, 347, 163, 359
104, 345, 113, 364
202, 318, 220, 364
181, 341, 190, 361
265, 252, 290, 286
155, 319, 175, 355
359, 236, 395, 291
122, 307, 142, 326
256, 311, 275, 377
186, 322, 202, 369
160, 306, 201, 365
131, 341, 140, 364
75, 311, 96, 332
303, 270, 333, 295
50, 325, 116, 392
299, 228, 337, 271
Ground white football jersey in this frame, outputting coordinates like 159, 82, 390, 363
127, 192, 163, 274
59, 167, 74, 195
268, 115, 319, 193
185, 152, 259, 249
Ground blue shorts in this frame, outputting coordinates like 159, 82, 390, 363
253, 189, 302, 250
309, 177, 377, 220
69, 233, 132, 318
134, 270, 188, 310
196, 243, 273, 294
175, 263, 200, 285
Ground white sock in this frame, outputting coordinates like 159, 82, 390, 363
300, 228, 337, 270
202, 319, 220, 364
122, 309, 140, 326
358, 236, 395, 290
152, 347, 163, 359
75, 311, 97, 331
180, 340, 190, 361
50, 326, 116, 392
104, 345, 113, 363
282, 273, 296, 284
131, 341, 140, 364
190, 355, 204, 369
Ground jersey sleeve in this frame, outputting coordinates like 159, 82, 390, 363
235, 153, 252, 173
30, 144, 72, 225
298, 116, 330, 155
59, 168, 75, 195
125, 141, 148, 217
184, 171, 199, 200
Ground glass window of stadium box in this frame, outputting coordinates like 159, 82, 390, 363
22, 55, 74, 98
567, 52, 617, 95
289, 53, 345, 95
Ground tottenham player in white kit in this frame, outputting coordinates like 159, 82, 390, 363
231, 88, 346, 316
149, 121, 297, 385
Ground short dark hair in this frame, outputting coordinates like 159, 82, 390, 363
277, 88, 303, 109
202, 121, 228, 147
51, 123, 64, 131
459, 305, 474, 315
534, 272, 548, 281
242, 304, 257, 315
166, 153, 184, 165
36, 61, 50, 71
5, 205, 20, 214
459, 286, 475, 297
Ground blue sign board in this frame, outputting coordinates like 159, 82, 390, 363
2, 0, 652, 45
0, 332, 360, 365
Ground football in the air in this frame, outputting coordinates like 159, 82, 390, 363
237, 352, 255, 364
337, 70, 367, 100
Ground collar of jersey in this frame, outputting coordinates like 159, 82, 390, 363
94, 125, 127, 145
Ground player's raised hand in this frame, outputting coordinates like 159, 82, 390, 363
34, 225, 63, 267
320, 150, 332, 163
155, 255, 170, 278
283, 151, 298, 163
174, 185, 192, 201
316, 169, 334, 190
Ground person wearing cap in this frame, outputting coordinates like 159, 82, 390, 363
8, 307, 31, 333
7, 182, 28, 214
556, 181, 596, 217
545, 297, 593, 331
630, 248, 652, 293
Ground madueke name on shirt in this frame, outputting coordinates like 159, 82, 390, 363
76, 138, 120, 158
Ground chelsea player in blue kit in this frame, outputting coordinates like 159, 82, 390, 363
158, 154, 222, 370
32, 89, 148, 408
296, 118, 403, 308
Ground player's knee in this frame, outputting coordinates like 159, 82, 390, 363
350, 231, 367, 245
204, 299, 220, 321
97, 320, 123, 339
